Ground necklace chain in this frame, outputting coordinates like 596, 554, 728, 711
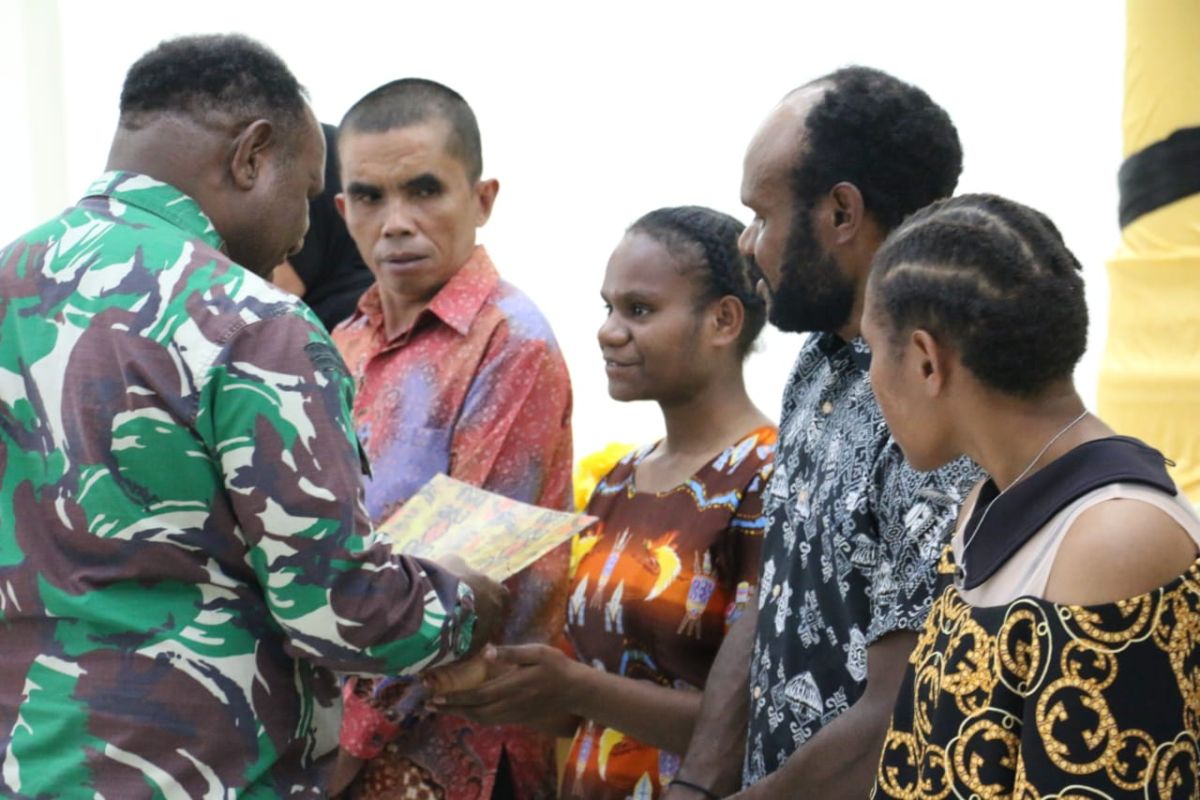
960, 408, 1091, 562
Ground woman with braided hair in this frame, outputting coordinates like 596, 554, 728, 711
431, 206, 777, 799
862, 194, 1200, 798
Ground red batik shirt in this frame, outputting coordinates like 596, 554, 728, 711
562, 427, 777, 800
331, 246, 573, 800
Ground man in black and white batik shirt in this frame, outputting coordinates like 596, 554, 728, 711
661, 68, 981, 800
745, 333, 978, 785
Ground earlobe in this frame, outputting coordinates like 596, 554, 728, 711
911, 329, 945, 396
476, 179, 500, 227
230, 119, 275, 190
828, 182, 865, 245
710, 297, 746, 348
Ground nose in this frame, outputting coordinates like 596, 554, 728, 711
597, 311, 629, 349
738, 222, 758, 259
382, 198, 416, 238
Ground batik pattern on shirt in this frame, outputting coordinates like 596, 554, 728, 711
563, 427, 776, 800
744, 334, 980, 786
874, 546, 1200, 800
0, 172, 474, 799
332, 246, 572, 800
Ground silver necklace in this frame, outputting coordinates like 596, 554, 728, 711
961, 408, 1091, 560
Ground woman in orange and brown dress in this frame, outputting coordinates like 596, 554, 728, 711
434, 206, 776, 800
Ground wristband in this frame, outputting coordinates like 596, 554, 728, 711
670, 778, 720, 800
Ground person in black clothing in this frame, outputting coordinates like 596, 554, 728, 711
273, 123, 375, 330
863, 193, 1200, 798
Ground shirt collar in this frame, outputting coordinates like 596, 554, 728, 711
814, 331, 873, 372
354, 245, 499, 342
83, 171, 224, 251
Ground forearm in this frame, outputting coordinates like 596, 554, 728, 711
668, 602, 757, 796
730, 691, 891, 799
566, 661, 702, 754
525, 710, 581, 739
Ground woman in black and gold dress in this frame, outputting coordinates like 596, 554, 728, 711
860, 193, 1200, 799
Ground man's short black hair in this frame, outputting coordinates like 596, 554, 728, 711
339, 79, 483, 181
119, 34, 308, 130
795, 66, 962, 232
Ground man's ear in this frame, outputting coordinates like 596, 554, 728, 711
826, 182, 866, 246
910, 329, 951, 397
230, 119, 275, 190
475, 179, 499, 227
334, 192, 347, 220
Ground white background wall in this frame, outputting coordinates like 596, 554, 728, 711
0, 0, 1125, 459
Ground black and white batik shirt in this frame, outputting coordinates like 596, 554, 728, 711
742, 333, 981, 787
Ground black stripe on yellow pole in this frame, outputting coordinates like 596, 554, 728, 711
1098, 0, 1200, 502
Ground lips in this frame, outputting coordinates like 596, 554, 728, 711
379, 252, 429, 267
603, 357, 638, 369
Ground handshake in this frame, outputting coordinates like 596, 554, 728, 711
331, 553, 574, 794
425, 553, 576, 718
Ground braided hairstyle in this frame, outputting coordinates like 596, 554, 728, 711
869, 193, 1087, 397
629, 206, 767, 359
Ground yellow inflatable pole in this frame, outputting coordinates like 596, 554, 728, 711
1099, 0, 1200, 501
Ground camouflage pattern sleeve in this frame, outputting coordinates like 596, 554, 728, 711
194, 310, 475, 673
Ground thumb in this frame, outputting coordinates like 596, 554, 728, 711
489, 643, 551, 666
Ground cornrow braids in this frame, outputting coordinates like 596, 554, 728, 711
629, 206, 767, 358
870, 193, 1087, 397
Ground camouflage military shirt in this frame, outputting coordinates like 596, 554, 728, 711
0, 172, 475, 798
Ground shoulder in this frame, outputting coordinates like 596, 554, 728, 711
874, 442, 982, 509
483, 279, 560, 347
176, 254, 328, 377
1045, 493, 1199, 604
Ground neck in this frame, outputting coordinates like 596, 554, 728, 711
657, 369, 769, 459
378, 291, 432, 341
959, 386, 1108, 490
835, 227, 882, 342
106, 118, 223, 203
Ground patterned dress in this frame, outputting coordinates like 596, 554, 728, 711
874, 438, 1200, 799
562, 427, 777, 800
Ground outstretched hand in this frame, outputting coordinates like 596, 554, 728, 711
431, 643, 581, 726
423, 646, 512, 696
439, 555, 508, 656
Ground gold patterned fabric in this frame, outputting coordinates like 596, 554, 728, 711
873, 546, 1200, 799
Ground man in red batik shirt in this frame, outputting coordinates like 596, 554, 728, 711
328, 78, 573, 800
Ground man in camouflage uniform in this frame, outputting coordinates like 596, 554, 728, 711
0, 34, 505, 798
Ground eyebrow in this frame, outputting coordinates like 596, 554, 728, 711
405, 173, 444, 192
604, 288, 661, 305
345, 181, 381, 197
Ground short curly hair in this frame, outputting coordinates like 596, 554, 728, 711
870, 193, 1088, 397
629, 206, 767, 358
119, 34, 307, 129
794, 66, 962, 231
